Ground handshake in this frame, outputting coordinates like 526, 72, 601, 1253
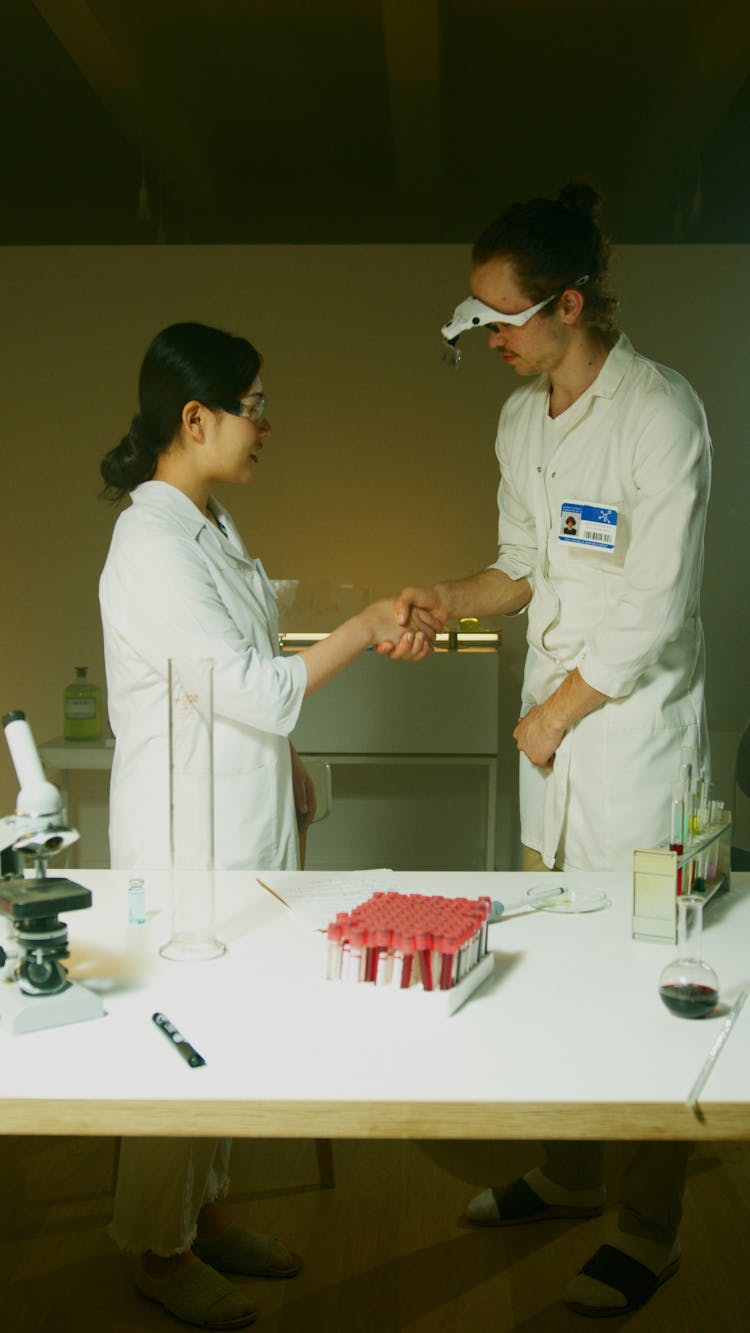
362, 586, 449, 664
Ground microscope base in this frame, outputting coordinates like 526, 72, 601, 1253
0, 978, 105, 1035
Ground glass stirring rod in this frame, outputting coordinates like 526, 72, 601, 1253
686, 991, 747, 1110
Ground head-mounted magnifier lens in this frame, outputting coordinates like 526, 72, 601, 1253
440, 276, 589, 367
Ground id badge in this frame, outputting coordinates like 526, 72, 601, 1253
559, 502, 617, 550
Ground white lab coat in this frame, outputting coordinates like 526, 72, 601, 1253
490, 334, 711, 870
99, 482, 307, 871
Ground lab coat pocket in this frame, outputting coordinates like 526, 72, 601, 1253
212, 719, 276, 776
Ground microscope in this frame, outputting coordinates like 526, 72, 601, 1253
0, 710, 104, 1034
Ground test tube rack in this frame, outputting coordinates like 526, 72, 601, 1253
323, 891, 495, 1017
632, 811, 732, 943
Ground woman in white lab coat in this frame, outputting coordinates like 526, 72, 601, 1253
99, 321, 429, 1331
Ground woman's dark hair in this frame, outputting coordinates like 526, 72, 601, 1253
472, 181, 618, 332
100, 321, 262, 501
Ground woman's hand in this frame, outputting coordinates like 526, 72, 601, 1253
301, 595, 440, 695
290, 743, 317, 832
377, 586, 447, 661
361, 598, 434, 662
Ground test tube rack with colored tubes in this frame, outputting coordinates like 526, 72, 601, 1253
632, 794, 732, 944
324, 891, 495, 1016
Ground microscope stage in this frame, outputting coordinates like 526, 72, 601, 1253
0, 876, 92, 921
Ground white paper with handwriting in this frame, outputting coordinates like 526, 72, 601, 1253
257, 869, 398, 931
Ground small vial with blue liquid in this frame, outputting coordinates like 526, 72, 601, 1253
128, 877, 146, 925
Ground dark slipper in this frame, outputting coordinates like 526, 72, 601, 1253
193, 1225, 303, 1279
563, 1243, 680, 1317
467, 1177, 604, 1227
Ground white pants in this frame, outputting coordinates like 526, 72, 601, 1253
521, 845, 689, 1243
544, 1141, 690, 1244
109, 1137, 231, 1255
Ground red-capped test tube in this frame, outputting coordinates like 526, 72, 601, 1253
415, 930, 434, 991
374, 927, 393, 986
347, 926, 365, 983
439, 934, 459, 990
326, 922, 343, 981
400, 932, 416, 988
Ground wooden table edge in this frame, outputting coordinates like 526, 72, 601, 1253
2, 1099, 749, 1139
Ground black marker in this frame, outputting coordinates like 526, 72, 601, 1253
152, 1012, 206, 1068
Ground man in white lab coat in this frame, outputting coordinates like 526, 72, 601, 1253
396, 182, 711, 1317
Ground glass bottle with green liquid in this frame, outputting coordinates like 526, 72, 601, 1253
63, 666, 102, 741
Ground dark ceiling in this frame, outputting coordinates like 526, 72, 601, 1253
2, 0, 749, 246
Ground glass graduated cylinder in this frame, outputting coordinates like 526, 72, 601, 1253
159, 658, 226, 963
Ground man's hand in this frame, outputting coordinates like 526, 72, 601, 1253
512, 670, 609, 767
394, 586, 448, 637
512, 705, 566, 768
374, 585, 447, 662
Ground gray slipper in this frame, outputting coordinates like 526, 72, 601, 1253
193, 1224, 303, 1279
135, 1257, 258, 1329
467, 1178, 604, 1227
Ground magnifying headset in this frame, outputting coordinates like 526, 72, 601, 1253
440, 275, 589, 368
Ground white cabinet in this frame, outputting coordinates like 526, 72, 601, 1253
291, 649, 500, 871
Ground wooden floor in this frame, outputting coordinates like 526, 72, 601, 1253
1, 1135, 749, 1332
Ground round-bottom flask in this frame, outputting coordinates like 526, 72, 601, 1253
658, 894, 719, 1019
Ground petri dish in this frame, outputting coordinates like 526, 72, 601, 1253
527, 884, 609, 914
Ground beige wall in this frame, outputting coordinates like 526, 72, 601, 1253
1, 244, 748, 853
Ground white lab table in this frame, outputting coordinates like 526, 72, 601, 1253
1, 870, 749, 1141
